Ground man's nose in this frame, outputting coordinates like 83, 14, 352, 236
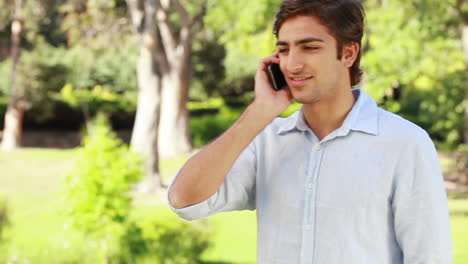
285, 51, 305, 74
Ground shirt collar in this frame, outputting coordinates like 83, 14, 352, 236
277, 89, 379, 136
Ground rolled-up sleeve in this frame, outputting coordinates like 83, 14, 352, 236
392, 132, 453, 263
168, 140, 257, 221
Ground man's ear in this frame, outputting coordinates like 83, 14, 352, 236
342, 42, 359, 68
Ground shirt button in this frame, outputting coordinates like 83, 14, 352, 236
306, 224, 312, 230
308, 183, 314, 189
314, 144, 321, 150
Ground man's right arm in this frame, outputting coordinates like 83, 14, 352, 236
168, 52, 291, 209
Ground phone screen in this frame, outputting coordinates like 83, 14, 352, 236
267, 63, 287, 91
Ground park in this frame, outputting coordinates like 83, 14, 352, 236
0, 0, 467, 263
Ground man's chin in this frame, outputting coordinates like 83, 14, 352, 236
292, 94, 320, 105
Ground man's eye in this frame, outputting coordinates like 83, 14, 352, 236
305, 46, 319, 50
278, 48, 289, 53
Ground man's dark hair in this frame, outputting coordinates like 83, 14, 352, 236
273, 0, 365, 86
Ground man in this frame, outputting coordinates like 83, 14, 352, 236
168, 0, 453, 263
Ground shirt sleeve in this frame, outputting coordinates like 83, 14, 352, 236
392, 131, 453, 263
167, 139, 257, 221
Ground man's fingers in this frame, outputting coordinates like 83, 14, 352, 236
258, 53, 281, 71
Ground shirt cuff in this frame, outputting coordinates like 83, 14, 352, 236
167, 174, 217, 221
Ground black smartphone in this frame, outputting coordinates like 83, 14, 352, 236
267, 63, 287, 91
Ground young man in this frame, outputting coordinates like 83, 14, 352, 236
168, 0, 453, 263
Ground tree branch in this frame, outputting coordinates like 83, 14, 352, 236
156, 0, 177, 60
189, 2, 206, 30
126, 0, 145, 33
171, 0, 189, 26
456, 0, 468, 24
176, 0, 207, 54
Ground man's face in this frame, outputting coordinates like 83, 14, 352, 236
277, 15, 350, 104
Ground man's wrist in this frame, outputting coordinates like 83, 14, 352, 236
252, 98, 288, 120
250, 99, 281, 122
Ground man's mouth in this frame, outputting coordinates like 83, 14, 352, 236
290, 77, 312, 81
288, 76, 313, 85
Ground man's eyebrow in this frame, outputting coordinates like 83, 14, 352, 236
276, 37, 325, 46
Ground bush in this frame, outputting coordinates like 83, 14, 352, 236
0, 197, 8, 263
0, 197, 8, 245
62, 112, 143, 263
121, 209, 212, 264
190, 105, 243, 147
452, 144, 468, 185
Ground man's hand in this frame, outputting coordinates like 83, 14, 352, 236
253, 52, 292, 117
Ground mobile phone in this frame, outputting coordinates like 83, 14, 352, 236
267, 63, 287, 91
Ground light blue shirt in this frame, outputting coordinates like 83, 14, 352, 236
168, 89, 452, 264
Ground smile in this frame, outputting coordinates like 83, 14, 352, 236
288, 76, 313, 86
290, 77, 312, 81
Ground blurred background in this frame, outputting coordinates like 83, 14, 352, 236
0, 0, 466, 263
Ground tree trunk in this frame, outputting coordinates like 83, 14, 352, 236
127, 0, 163, 193
131, 42, 163, 193
1, 103, 24, 151
1, 0, 24, 152
156, 4, 198, 158
158, 63, 192, 158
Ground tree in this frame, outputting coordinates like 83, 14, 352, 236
59, 0, 136, 131
1, 0, 24, 151
126, 0, 163, 193
204, 0, 281, 89
126, 0, 206, 193
360, 0, 467, 147
1, 0, 69, 151
155, 0, 206, 158
454, 0, 468, 144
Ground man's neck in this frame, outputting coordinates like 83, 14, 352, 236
302, 88, 356, 141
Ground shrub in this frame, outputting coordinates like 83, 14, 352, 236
0, 197, 8, 263
121, 209, 212, 264
453, 144, 468, 185
190, 105, 243, 147
0, 197, 8, 245
62, 112, 143, 263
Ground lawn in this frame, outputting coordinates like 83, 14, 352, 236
0, 148, 466, 263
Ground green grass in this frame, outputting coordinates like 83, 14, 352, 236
0, 148, 466, 264
449, 193, 468, 264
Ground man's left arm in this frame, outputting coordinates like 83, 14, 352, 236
392, 131, 453, 264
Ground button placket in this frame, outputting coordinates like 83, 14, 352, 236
300, 142, 325, 264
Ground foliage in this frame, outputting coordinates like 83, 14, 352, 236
0, 197, 8, 246
0, 59, 11, 96
13, 39, 69, 121
57, 37, 138, 95
417, 71, 467, 148
0, 0, 68, 49
0, 97, 7, 120
1, 0, 137, 129
189, 99, 303, 147
451, 144, 468, 184
361, 0, 465, 101
191, 31, 226, 99
190, 105, 243, 147
361, 0, 467, 148
121, 210, 212, 264
204, 0, 281, 92
58, 84, 137, 114
62, 113, 143, 262
59, 0, 131, 49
